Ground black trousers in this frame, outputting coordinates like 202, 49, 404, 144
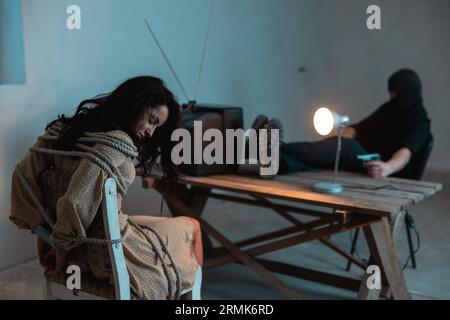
279, 137, 368, 174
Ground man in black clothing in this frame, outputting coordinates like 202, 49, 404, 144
275, 69, 431, 178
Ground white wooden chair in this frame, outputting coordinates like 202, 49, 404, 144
43, 178, 202, 300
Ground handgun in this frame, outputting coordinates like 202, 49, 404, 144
357, 153, 381, 166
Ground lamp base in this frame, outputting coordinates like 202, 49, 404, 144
312, 182, 343, 194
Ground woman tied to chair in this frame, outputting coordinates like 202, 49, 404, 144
9, 76, 203, 300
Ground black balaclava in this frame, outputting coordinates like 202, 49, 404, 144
387, 69, 424, 115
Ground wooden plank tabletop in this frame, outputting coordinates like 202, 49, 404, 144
142, 170, 442, 217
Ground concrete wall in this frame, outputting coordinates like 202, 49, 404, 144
0, 0, 26, 84
1, 0, 449, 269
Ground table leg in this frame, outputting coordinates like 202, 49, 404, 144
357, 258, 381, 300
358, 217, 411, 300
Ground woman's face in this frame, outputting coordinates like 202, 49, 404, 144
135, 105, 169, 140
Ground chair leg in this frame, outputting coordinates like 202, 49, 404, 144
405, 213, 417, 269
43, 278, 50, 300
346, 228, 360, 271
191, 266, 202, 300
43, 278, 60, 300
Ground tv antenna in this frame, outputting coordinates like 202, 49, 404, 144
144, 0, 215, 112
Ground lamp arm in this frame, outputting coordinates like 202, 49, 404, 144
333, 126, 343, 184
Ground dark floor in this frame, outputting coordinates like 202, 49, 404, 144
1, 169, 448, 300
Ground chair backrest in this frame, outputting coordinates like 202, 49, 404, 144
396, 133, 434, 181
101, 178, 130, 300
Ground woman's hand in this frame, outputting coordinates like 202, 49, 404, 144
42, 249, 68, 277
367, 160, 393, 178
37, 238, 67, 276
37, 237, 52, 269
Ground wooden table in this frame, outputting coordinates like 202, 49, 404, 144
142, 170, 442, 300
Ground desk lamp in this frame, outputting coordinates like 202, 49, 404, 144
312, 107, 350, 194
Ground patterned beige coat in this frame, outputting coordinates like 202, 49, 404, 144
10, 126, 198, 299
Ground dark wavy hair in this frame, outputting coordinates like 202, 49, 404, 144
46, 76, 180, 181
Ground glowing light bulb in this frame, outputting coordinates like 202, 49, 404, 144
313, 107, 334, 136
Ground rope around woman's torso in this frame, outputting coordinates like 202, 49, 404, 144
14, 123, 182, 299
